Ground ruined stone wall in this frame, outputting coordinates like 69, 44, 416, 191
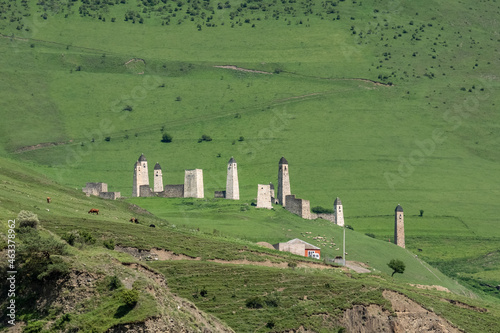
99, 192, 121, 200
139, 185, 154, 198
256, 184, 272, 209
311, 213, 335, 222
285, 195, 311, 219
82, 182, 108, 196
162, 185, 184, 198
184, 169, 204, 198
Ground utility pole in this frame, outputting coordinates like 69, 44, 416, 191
342, 226, 346, 266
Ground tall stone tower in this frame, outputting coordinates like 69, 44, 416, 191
132, 154, 149, 197
153, 162, 163, 193
394, 204, 405, 248
225, 157, 239, 200
277, 157, 291, 206
184, 169, 204, 198
334, 197, 344, 226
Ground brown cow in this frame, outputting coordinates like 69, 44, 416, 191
88, 208, 99, 215
47, 197, 51, 203
129, 217, 139, 223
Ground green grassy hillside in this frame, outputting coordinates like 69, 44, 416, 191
1, 156, 500, 332
1, 0, 499, 303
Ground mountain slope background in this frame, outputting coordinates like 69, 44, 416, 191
1, 0, 500, 330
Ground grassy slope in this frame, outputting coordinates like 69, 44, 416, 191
1, 157, 500, 332
0, 0, 499, 298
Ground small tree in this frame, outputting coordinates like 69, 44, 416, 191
387, 259, 405, 277
161, 133, 173, 143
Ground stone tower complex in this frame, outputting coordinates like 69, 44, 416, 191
153, 162, 163, 193
184, 169, 204, 198
225, 157, 239, 200
334, 197, 344, 226
277, 157, 291, 206
394, 204, 405, 248
132, 154, 149, 197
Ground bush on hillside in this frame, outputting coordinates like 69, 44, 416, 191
17, 210, 39, 229
17, 228, 69, 281
311, 206, 333, 214
161, 133, 173, 143
198, 134, 212, 143
121, 289, 139, 306
245, 296, 264, 309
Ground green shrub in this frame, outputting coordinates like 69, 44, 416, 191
161, 133, 173, 143
103, 239, 115, 250
121, 289, 139, 306
23, 320, 45, 333
365, 233, 376, 238
108, 275, 122, 290
311, 206, 333, 214
17, 210, 39, 229
245, 296, 264, 309
198, 134, 212, 142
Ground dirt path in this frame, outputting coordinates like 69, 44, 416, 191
345, 261, 371, 273
116, 246, 342, 271
214, 65, 273, 74
14, 141, 70, 153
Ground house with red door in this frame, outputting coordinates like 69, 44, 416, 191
273, 238, 321, 259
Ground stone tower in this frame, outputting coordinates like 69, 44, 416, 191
153, 162, 163, 193
277, 157, 291, 206
184, 169, 204, 198
132, 154, 149, 197
256, 184, 272, 209
394, 204, 405, 248
334, 197, 344, 226
226, 157, 239, 200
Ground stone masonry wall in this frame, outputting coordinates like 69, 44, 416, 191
99, 192, 121, 200
82, 182, 108, 196
285, 195, 311, 219
139, 185, 154, 197
184, 169, 204, 198
162, 184, 184, 198
256, 184, 272, 209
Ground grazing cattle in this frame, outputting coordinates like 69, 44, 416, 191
149, 224, 156, 228
129, 217, 139, 223
88, 208, 99, 215
46, 197, 51, 204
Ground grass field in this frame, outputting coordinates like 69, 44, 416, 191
2, 138, 500, 331
1, 0, 500, 304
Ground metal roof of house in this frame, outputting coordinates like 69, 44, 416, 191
228, 157, 236, 164
395, 204, 403, 212
138, 153, 147, 162
279, 156, 288, 165
154, 162, 161, 170
286, 238, 320, 250
334, 197, 342, 205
